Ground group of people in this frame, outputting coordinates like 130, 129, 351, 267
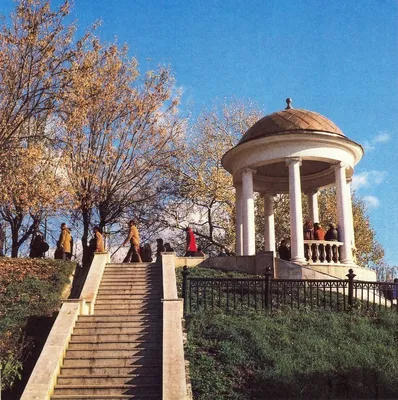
278, 220, 340, 262
118, 222, 205, 264
0, 218, 206, 263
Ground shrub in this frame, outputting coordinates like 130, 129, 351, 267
0, 258, 75, 390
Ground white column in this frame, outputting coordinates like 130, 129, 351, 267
307, 190, 319, 223
242, 168, 256, 256
286, 157, 305, 263
235, 182, 243, 256
346, 178, 356, 257
335, 162, 354, 264
263, 194, 275, 252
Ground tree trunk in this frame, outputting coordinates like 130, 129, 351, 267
82, 208, 91, 268
11, 226, 19, 258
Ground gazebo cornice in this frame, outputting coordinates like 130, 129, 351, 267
222, 131, 364, 178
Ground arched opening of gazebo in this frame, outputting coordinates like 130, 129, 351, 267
222, 99, 363, 268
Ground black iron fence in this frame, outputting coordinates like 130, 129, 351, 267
181, 267, 398, 316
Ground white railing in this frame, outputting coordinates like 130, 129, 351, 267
304, 240, 344, 264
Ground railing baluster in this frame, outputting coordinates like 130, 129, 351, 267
247, 281, 250, 308
254, 281, 258, 311
240, 280, 243, 310
233, 280, 236, 310
218, 281, 221, 309
303, 282, 307, 309
203, 281, 207, 310
290, 282, 294, 309
211, 280, 214, 311
226, 281, 229, 312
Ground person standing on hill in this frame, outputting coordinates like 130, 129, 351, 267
30, 228, 48, 258
123, 220, 142, 263
185, 226, 197, 257
0, 223, 5, 256
58, 223, 72, 261
93, 226, 105, 252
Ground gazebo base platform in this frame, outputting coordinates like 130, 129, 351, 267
176, 254, 377, 282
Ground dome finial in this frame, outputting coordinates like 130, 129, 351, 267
285, 98, 293, 109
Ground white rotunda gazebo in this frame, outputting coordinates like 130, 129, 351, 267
222, 99, 363, 267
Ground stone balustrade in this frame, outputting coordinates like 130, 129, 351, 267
304, 240, 344, 264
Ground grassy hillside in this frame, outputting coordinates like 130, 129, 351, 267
186, 311, 398, 399
180, 267, 398, 399
0, 258, 75, 392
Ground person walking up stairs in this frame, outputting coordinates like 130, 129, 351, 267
51, 261, 162, 399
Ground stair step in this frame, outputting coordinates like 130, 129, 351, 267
70, 334, 162, 342
73, 327, 162, 335
94, 305, 162, 311
62, 357, 162, 368
94, 309, 162, 316
57, 374, 161, 385
65, 348, 161, 358
96, 291, 161, 296
75, 321, 159, 328
101, 272, 160, 275
98, 282, 162, 286
59, 365, 161, 376
68, 341, 161, 351
53, 384, 161, 396
94, 299, 160, 304
77, 315, 160, 322
52, 394, 160, 399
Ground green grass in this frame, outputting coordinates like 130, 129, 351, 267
0, 259, 76, 391
186, 311, 398, 399
180, 267, 398, 399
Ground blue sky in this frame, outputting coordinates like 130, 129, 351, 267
1, 0, 397, 265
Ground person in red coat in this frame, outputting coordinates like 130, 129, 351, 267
185, 227, 197, 257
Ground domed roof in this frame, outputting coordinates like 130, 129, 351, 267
239, 104, 344, 145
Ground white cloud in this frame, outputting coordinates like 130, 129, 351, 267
364, 132, 391, 151
363, 195, 380, 209
362, 141, 375, 152
374, 133, 391, 143
351, 170, 387, 190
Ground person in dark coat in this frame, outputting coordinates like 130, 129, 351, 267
30, 229, 47, 258
156, 238, 166, 264
0, 223, 5, 256
164, 243, 174, 252
278, 239, 291, 261
141, 243, 153, 262
325, 223, 339, 262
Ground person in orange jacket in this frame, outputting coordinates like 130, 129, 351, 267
93, 226, 105, 252
123, 220, 142, 263
58, 223, 72, 261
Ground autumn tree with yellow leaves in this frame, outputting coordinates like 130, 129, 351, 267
0, 0, 77, 152
0, 0, 82, 256
61, 39, 184, 265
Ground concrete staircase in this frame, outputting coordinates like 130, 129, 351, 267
51, 262, 163, 400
